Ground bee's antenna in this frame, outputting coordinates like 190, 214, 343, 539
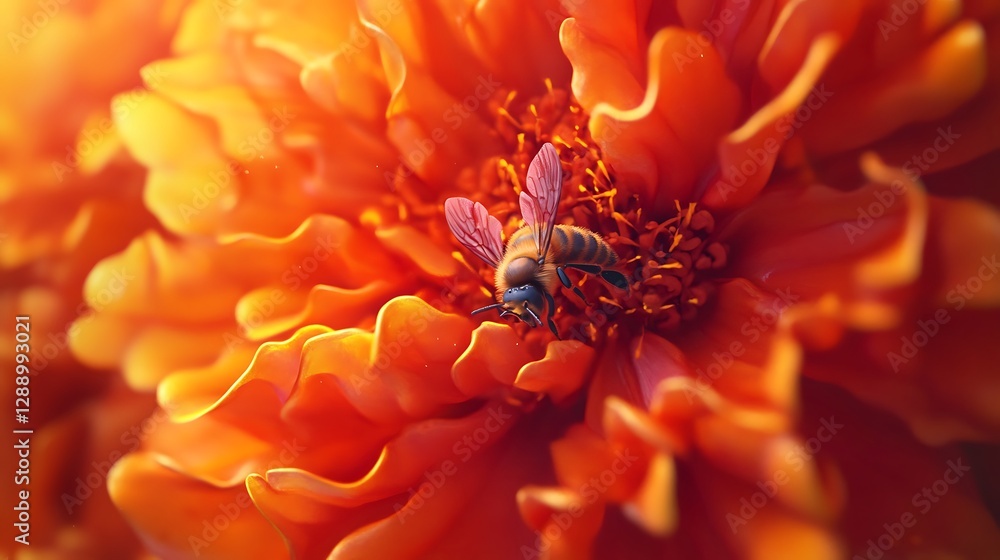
471, 303, 505, 315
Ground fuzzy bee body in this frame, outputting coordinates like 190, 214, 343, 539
499, 224, 619, 295
445, 143, 628, 338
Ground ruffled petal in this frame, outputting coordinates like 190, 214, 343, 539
578, 27, 741, 208
70, 215, 401, 390
108, 452, 288, 560
702, 33, 840, 209
117, 13, 397, 237
249, 402, 569, 559
517, 485, 606, 560
799, 380, 1000, 557
803, 189, 1000, 443
452, 322, 539, 397
801, 21, 987, 157
755, 0, 864, 94
723, 156, 927, 321
515, 340, 596, 401
132, 287, 612, 558
671, 279, 804, 412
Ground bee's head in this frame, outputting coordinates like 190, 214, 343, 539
500, 284, 545, 327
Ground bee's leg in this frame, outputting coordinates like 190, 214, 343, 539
568, 263, 630, 293
542, 291, 561, 339
599, 270, 631, 292
565, 263, 602, 274
556, 266, 590, 306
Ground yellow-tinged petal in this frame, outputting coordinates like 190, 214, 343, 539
621, 451, 676, 537
703, 34, 840, 209
376, 224, 460, 277
515, 340, 595, 401
70, 215, 401, 390
587, 27, 741, 208
757, 0, 864, 94
108, 453, 288, 560
452, 322, 540, 397
517, 486, 605, 560
802, 21, 987, 157
559, 17, 646, 116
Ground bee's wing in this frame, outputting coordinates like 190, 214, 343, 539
519, 143, 563, 262
444, 197, 505, 268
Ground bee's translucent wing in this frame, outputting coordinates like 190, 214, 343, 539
444, 197, 504, 268
519, 143, 563, 262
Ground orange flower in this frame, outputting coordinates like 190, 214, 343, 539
0, 1, 186, 558
40, 0, 1000, 559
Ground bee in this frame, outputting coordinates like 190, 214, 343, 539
445, 143, 629, 338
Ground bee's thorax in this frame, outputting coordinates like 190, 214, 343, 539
502, 255, 539, 287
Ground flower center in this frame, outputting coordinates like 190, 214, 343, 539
394, 81, 728, 343
599, 200, 728, 333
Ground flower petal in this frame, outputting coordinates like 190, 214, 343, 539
359, 0, 563, 186
572, 27, 741, 207
702, 33, 840, 209
724, 156, 927, 312
517, 486, 605, 560
108, 452, 288, 560
799, 380, 1000, 557
515, 340, 595, 401
802, 21, 987, 157
756, 0, 864, 94
453, 322, 541, 398
249, 403, 566, 559
672, 279, 804, 412
559, 16, 647, 116
70, 215, 399, 390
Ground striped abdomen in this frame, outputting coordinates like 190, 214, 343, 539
548, 225, 618, 267
507, 224, 618, 267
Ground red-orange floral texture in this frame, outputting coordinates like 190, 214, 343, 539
3, 0, 1000, 559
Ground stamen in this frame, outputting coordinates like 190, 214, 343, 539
596, 160, 611, 185
498, 107, 521, 129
